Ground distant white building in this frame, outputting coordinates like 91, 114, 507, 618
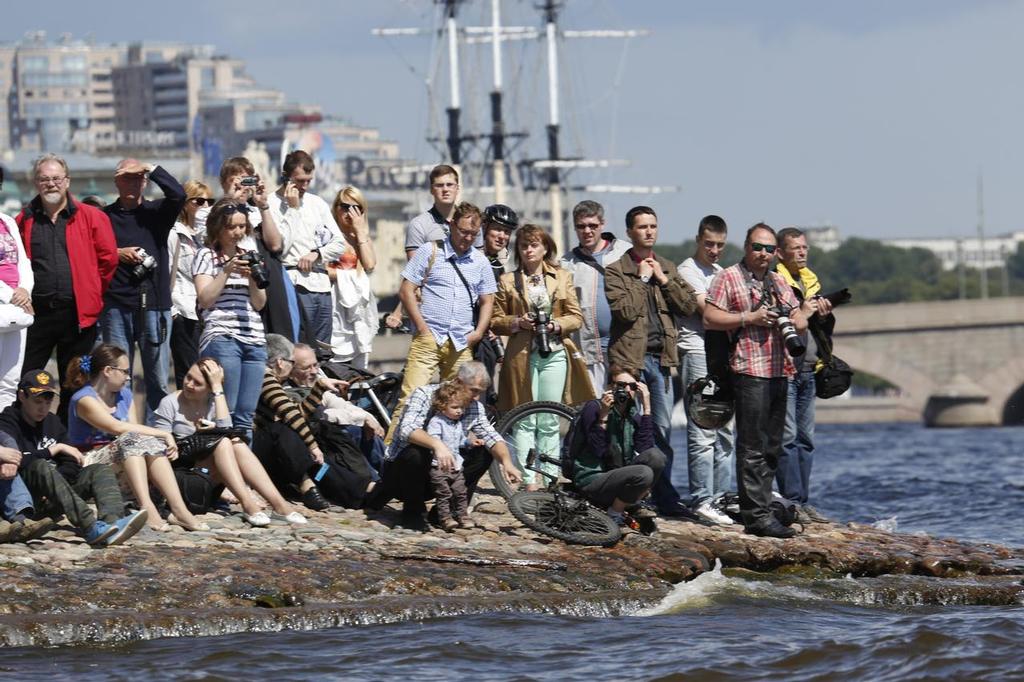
883, 233, 1024, 271
802, 224, 842, 252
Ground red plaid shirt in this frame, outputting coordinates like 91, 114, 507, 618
705, 263, 800, 379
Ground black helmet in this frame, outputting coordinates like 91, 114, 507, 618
483, 204, 519, 230
686, 376, 734, 430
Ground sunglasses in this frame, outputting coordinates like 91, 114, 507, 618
215, 203, 249, 216
190, 197, 215, 206
751, 242, 777, 254
338, 202, 359, 212
614, 381, 638, 391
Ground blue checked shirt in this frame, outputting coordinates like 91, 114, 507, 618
402, 237, 497, 351
387, 383, 503, 461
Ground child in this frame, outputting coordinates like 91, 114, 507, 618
425, 382, 474, 531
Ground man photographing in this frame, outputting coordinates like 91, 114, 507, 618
775, 227, 834, 524
704, 223, 807, 538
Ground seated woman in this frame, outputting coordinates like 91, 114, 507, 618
151, 358, 307, 527
490, 224, 594, 489
253, 334, 373, 511
567, 365, 666, 526
66, 344, 207, 531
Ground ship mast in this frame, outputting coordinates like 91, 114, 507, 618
541, 0, 565, 252
444, 0, 465, 165
490, 0, 507, 203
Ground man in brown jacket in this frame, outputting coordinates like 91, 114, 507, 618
605, 205, 696, 516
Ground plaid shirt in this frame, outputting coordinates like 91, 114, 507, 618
705, 262, 800, 379
387, 382, 503, 461
402, 237, 497, 351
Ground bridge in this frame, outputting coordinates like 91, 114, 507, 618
367, 296, 1024, 427
821, 296, 1024, 426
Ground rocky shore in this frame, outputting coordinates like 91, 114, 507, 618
1, 483, 1022, 647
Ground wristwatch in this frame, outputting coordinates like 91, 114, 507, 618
640, 274, 651, 284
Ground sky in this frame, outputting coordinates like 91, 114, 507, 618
6, 0, 1024, 244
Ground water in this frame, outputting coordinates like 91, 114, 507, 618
5, 423, 1024, 680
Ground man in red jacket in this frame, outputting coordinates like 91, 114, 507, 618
16, 154, 118, 423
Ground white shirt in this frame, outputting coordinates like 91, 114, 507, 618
676, 256, 722, 354
267, 191, 348, 293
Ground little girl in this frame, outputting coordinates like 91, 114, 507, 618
425, 382, 474, 531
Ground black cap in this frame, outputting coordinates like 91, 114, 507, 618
18, 370, 58, 396
483, 204, 519, 230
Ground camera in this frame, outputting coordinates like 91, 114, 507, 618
613, 386, 632, 405
775, 306, 806, 357
492, 335, 506, 363
240, 176, 259, 187
532, 305, 552, 358
131, 248, 157, 280
239, 251, 270, 289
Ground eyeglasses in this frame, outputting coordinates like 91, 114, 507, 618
190, 197, 215, 206
750, 242, 777, 254
36, 176, 67, 186
574, 222, 601, 232
613, 381, 638, 391
106, 366, 131, 376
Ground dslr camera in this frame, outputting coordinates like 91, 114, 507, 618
774, 305, 805, 357
131, 248, 157, 280
532, 305, 552, 358
239, 251, 270, 289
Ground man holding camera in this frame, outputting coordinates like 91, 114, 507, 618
268, 150, 348, 351
775, 227, 834, 524
704, 223, 807, 538
605, 206, 696, 517
100, 159, 185, 418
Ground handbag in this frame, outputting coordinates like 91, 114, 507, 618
173, 467, 223, 515
813, 332, 853, 399
175, 427, 247, 468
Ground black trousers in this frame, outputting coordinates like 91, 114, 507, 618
170, 315, 200, 388
375, 445, 492, 514
733, 374, 788, 527
24, 300, 97, 425
579, 447, 667, 509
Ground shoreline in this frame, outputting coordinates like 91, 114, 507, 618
1, 483, 1022, 648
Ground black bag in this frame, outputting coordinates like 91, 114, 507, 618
173, 467, 222, 515
309, 416, 372, 509
175, 427, 247, 468
815, 355, 853, 399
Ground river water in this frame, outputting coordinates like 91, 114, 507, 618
4, 423, 1024, 680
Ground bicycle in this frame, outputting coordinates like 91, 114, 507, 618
490, 400, 621, 547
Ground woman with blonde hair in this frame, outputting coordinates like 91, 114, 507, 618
327, 186, 378, 369
490, 224, 595, 489
66, 343, 207, 531
168, 179, 214, 388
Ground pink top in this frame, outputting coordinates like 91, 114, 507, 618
0, 214, 25, 290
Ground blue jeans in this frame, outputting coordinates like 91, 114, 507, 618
681, 350, 735, 506
200, 336, 267, 439
776, 369, 816, 505
642, 353, 681, 510
344, 424, 385, 482
295, 288, 333, 349
1, 475, 33, 520
100, 305, 172, 420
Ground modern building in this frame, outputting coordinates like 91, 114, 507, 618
883, 233, 1024, 271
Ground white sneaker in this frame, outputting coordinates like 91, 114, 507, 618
695, 500, 734, 526
272, 511, 308, 525
243, 511, 272, 527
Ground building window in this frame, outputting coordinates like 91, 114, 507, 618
61, 55, 87, 71
200, 66, 215, 89
20, 56, 48, 72
145, 50, 164, 64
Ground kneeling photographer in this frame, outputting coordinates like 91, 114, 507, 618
704, 223, 807, 539
567, 365, 665, 528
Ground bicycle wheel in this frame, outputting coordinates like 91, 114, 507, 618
507, 491, 622, 547
488, 401, 578, 499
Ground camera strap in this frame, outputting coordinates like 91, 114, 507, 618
448, 254, 479, 324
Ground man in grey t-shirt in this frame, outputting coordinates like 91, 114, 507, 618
677, 214, 735, 526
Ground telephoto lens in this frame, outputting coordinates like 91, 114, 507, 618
533, 305, 552, 357
775, 311, 806, 356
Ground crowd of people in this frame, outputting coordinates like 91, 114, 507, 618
0, 153, 840, 546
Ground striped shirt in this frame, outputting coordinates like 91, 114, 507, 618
705, 262, 800, 379
254, 372, 330, 452
388, 382, 502, 461
402, 238, 496, 351
193, 247, 265, 349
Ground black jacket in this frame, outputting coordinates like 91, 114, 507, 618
0, 403, 80, 481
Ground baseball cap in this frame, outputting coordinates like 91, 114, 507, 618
18, 370, 58, 396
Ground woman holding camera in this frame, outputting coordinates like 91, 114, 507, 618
168, 180, 214, 388
327, 186, 377, 369
66, 343, 206, 531
193, 198, 268, 440
490, 224, 593, 489
151, 357, 306, 526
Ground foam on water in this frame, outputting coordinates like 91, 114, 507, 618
871, 515, 899, 532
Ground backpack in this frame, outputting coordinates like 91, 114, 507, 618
173, 467, 222, 515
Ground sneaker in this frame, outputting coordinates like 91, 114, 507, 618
84, 519, 119, 546
745, 519, 797, 539
607, 508, 628, 527
657, 501, 700, 520
270, 511, 308, 525
694, 501, 735, 526
800, 505, 830, 523
301, 486, 330, 512
243, 511, 272, 527
106, 510, 149, 547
